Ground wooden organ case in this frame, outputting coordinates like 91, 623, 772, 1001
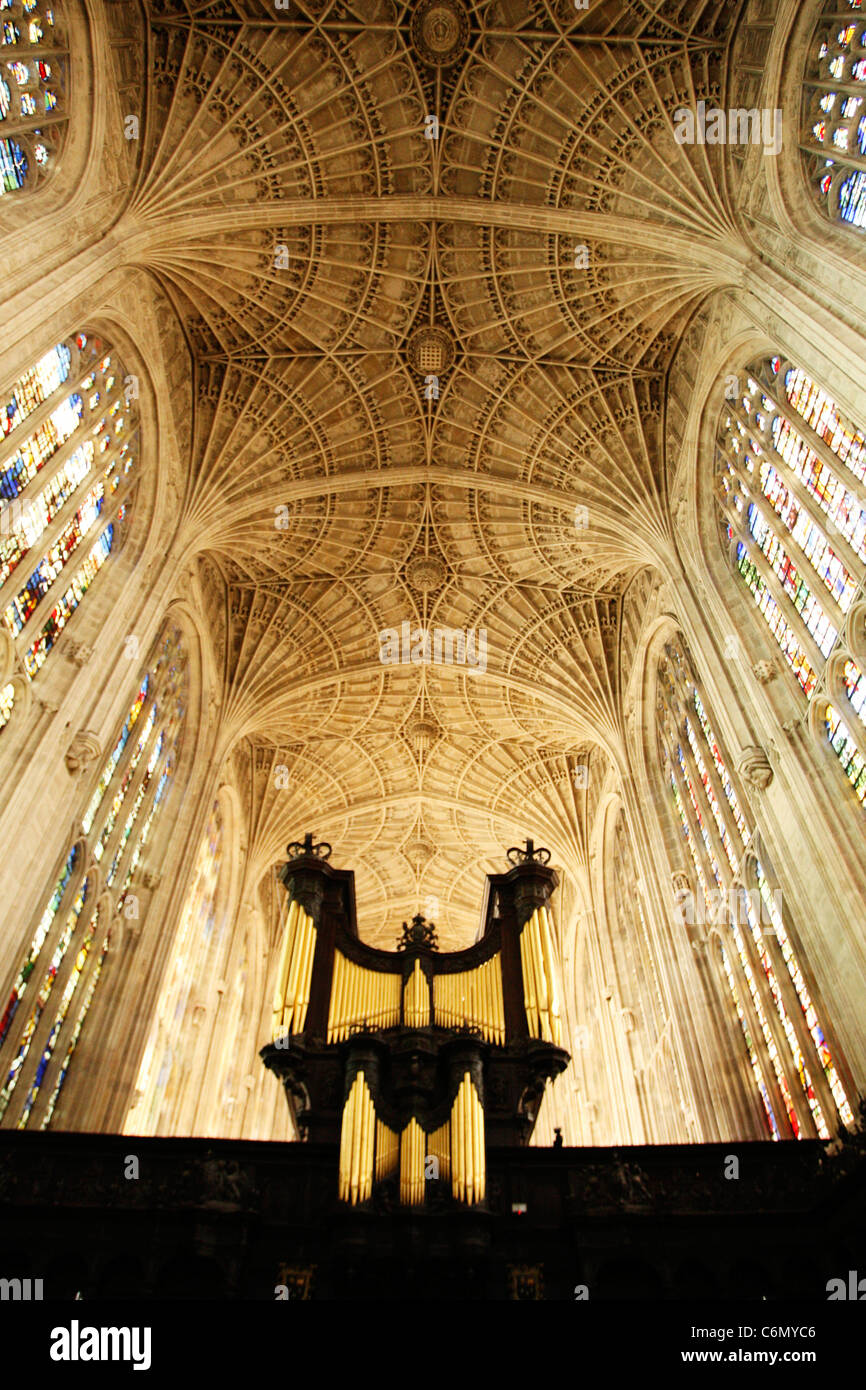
260, 835, 570, 1208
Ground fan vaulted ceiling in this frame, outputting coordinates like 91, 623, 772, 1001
130, 0, 743, 946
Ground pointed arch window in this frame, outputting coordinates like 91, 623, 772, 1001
0, 332, 139, 734
716, 355, 866, 804
124, 798, 227, 1136
657, 637, 853, 1141
802, 0, 866, 227
610, 810, 688, 1142
0, 624, 188, 1129
0, 0, 67, 196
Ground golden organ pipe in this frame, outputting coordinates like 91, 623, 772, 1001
467, 1081, 475, 1204
357, 1077, 369, 1204
533, 909, 551, 1041
485, 962, 492, 1040
341, 954, 350, 1038
450, 1088, 458, 1201
272, 899, 299, 1033
466, 1078, 475, 1204
476, 1081, 484, 1202
529, 912, 546, 1041
363, 968, 372, 1024
458, 1078, 464, 1200
352, 1078, 362, 1200
338, 1084, 352, 1202
464, 1078, 469, 1200
274, 904, 294, 1033
282, 905, 306, 1032
340, 959, 349, 1035
299, 912, 318, 1031
344, 1075, 357, 1204
347, 961, 355, 1028
350, 1075, 363, 1205
400, 1125, 406, 1205
294, 914, 315, 1033
464, 1078, 472, 1202
539, 905, 562, 1046
354, 1081, 365, 1203
327, 953, 337, 1042
457, 1079, 466, 1204
348, 960, 359, 1033
472, 1079, 485, 1202
341, 1075, 357, 1203
531, 920, 543, 1036
406, 1121, 413, 1205
331, 951, 345, 1041
359, 1082, 373, 1202
336, 954, 346, 1040
411, 1120, 420, 1204
376, 1118, 395, 1181
468, 1078, 477, 1204
289, 908, 313, 1032
467, 1078, 475, 1204
520, 928, 537, 1037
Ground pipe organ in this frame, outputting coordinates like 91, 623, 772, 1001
519, 905, 562, 1046
433, 958, 505, 1042
271, 899, 317, 1038
328, 952, 401, 1041
261, 834, 569, 1209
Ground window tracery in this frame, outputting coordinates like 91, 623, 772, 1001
716, 355, 866, 804
0, 625, 187, 1128
0, 0, 66, 196
123, 798, 227, 1136
802, 1, 866, 228
657, 637, 853, 1140
0, 333, 138, 735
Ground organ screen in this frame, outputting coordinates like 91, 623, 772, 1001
262, 835, 570, 1208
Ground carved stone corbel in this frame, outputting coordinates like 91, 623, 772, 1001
736, 745, 773, 791
65, 730, 102, 776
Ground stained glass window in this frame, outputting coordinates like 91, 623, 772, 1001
610, 812, 688, 1142
717, 356, 866, 805
0, 0, 66, 196
802, 1, 866, 227
657, 638, 853, 1141
124, 801, 226, 1136
0, 625, 188, 1129
0, 333, 138, 732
